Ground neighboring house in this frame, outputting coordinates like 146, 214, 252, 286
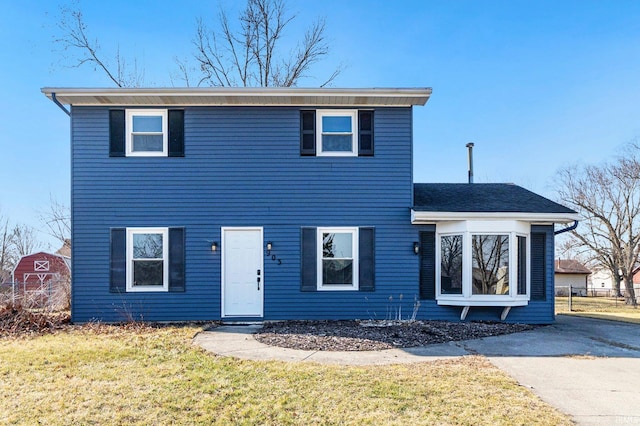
589, 268, 616, 295
42, 87, 578, 324
554, 259, 590, 296
11, 251, 71, 293
56, 239, 72, 258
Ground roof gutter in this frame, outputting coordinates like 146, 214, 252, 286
554, 220, 578, 235
50, 92, 70, 116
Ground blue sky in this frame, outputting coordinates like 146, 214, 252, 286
1, 0, 640, 249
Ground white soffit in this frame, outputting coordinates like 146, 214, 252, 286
41, 87, 432, 107
410, 210, 581, 224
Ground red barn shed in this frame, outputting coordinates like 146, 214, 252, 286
11, 252, 71, 293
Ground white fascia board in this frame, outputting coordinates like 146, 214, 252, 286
411, 210, 581, 224
41, 87, 432, 107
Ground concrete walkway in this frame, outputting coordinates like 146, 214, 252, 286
193, 315, 640, 425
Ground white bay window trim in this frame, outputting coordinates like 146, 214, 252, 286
436, 220, 530, 307
125, 109, 168, 157
317, 227, 359, 290
316, 110, 358, 157
126, 227, 169, 292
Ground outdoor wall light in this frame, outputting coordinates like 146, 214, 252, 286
413, 242, 420, 255
266, 241, 273, 255
211, 242, 218, 252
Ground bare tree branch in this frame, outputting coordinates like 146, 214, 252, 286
54, 2, 144, 87
186, 0, 341, 87
39, 196, 71, 246
555, 148, 640, 306
0, 216, 15, 283
10, 225, 41, 258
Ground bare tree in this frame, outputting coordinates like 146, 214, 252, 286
556, 153, 639, 306
39, 197, 71, 246
54, 2, 144, 87
10, 225, 41, 258
191, 0, 341, 87
54, 0, 340, 89
0, 216, 15, 283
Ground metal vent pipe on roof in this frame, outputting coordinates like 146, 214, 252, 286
466, 142, 474, 184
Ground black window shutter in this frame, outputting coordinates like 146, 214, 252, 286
358, 227, 375, 291
358, 110, 374, 156
530, 232, 547, 301
109, 110, 126, 157
168, 110, 185, 157
110, 228, 126, 293
300, 111, 316, 156
517, 236, 527, 295
300, 227, 317, 291
168, 227, 186, 292
419, 231, 436, 300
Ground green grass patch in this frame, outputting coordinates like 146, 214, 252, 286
0, 325, 571, 425
556, 296, 640, 324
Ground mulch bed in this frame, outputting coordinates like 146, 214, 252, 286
255, 320, 536, 351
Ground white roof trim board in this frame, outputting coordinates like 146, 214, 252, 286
410, 210, 581, 224
41, 87, 432, 107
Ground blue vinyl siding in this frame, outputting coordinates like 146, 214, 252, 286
70, 106, 555, 323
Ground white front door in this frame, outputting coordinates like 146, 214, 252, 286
222, 227, 263, 317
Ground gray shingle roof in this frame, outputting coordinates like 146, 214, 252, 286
413, 183, 576, 214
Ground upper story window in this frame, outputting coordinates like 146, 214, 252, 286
436, 221, 530, 306
317, 110, 357, 156
126, 110, 168, 156
110, 109, 184, 158
300, 110, 374, 157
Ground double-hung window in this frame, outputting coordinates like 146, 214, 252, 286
317, 227, 359, 290
126, 228, 169, 292
126, 110, 168, 156
317, 110, 358, 156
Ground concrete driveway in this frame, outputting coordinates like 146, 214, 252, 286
463, 315, 640, 426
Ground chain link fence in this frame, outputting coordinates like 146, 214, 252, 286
0, 279, 70, 311
556, 285, 640, 313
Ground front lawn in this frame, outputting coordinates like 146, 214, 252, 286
0, 324, 570, 425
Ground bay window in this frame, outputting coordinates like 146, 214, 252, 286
436, 221, 530, 306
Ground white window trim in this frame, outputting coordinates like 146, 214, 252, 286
317, 227, 359, 291
34, 260, 50, 271
436, 221, 530, 306
126, 227, 169, 292
126, 109, 168, 157
316, 110, 358, 157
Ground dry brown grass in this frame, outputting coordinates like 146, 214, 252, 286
0, 324, 572, 425
556, 296, 640, 324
